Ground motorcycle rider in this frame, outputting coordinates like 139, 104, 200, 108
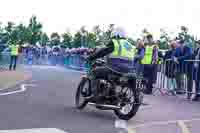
87, 27, 138, 98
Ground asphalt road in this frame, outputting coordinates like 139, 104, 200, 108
0, 66, 118, 133
0, 65, 199, 133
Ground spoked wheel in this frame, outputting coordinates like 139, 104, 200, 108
75, 78, 91, 109
114, 86, 142, 120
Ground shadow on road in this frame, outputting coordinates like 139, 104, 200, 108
63, 106, 116, 121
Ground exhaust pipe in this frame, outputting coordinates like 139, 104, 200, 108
88, 102, 121, 109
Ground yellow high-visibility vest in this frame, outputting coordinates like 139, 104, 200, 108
141, 45, 156, 64
110, 39, 136, 60
9, 44, 19, 56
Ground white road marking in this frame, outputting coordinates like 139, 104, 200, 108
127, 127, 137, 133
115, 120, 128, 129
115, 120, 138, 133
0, 128, 68, 133
115, 120, 129, 133
177, 121, 191, 133
139, 105, 153, 110
128, 117, 200, 129
0, 84, 36, 96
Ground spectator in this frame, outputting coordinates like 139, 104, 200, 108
172, 39, 193, 99
134, 39, 145, 74
9, 40, 20, 71
164, 40, 178, 95
41, 46, 48, 64
27, 45, 34, 65
142, 34, 159, 94
135, 39, 145, 58
192, 40, 200, 101
52, 45, 61, 65
35, 46, 41, 65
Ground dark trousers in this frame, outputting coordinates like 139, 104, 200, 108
194, 68, 200, 97
143, 65, 157, 94
92, 67, 112, 79
175, 72, 184, 92
195, 81, 200, 97
9, 55, 18, 70
90, 67, 112, 96
186, 73, 193, 97
175, 72, 193, 96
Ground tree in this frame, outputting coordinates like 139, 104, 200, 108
28, 15, 43, 45
50, 32, 60, 46
73, 31, 82, 48
86, 32, 97, 48
92, 25, 103, 46
62, 32, 72, 48
9, 29, 19, 43
159, 28, 169, 49
0, 22, 6, 44
80, 26, 88, 47
105, 24, 115, 40
3, 21, 15, 43
178, 26, 196, 48
97, 24, 115, 45
141, 28, 150, 42
92, 25, 101, 36
15, 23, 32, 44
5, 21, 15, 34
40, 33, 49, 46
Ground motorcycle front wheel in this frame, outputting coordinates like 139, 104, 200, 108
75, 78, 91, 109
114, 86, 142, 120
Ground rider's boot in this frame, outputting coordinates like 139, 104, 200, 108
85, 79, 98, 100
91, 79, 98, 96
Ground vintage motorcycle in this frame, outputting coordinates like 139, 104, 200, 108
75, 59, 145, 120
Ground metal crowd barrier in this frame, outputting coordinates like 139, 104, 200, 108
0, 52, 10, 71
0, 52, 25, 70
0, 52, 48, 67
0, 52, 89, 69
21, 53, 49, 65
154, 59, 200, 96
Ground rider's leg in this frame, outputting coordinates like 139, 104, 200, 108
90, 67, 111, 96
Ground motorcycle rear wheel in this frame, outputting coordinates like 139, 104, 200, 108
114, 86, 141, 120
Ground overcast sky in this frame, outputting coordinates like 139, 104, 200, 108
0, 0, 199, 39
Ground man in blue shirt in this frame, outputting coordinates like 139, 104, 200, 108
172, 39, 193, 99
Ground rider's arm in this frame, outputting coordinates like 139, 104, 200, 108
177, 46, 192, 61
152, 45, 158, 64
138, 48, 145, 60
88, 41, 114, 61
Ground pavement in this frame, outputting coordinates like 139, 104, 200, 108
0, 64, 9, 71
0, 65, 199, 133
0, 70, 30, 89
